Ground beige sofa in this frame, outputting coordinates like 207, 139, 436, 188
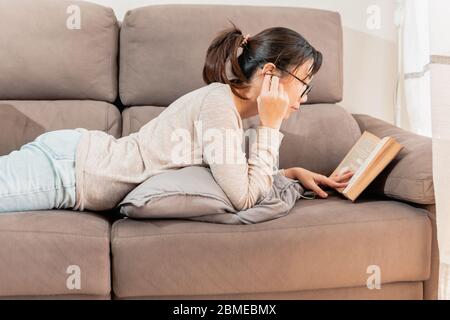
0, 0, 437, 300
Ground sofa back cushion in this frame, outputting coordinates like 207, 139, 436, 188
242, 104, 362, 175
122, 103, 361, 176
353, 114, 434, 204
119, 4, 343, 106
0, 0, 118, 102
0, 101, 121, 156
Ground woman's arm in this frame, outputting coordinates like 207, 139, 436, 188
198, 100, 284, 211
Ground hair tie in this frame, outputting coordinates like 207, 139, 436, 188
241, 33, 251, 47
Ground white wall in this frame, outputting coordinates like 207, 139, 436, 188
428, 0, 450, 299
90, 0, 398, 123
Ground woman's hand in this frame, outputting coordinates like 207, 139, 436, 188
284, 167, 354, 198
257, 73, 290, 130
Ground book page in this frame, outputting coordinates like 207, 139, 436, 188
343, 137, 390, 193
332, 131, 380, 182
344, 139, 403, 199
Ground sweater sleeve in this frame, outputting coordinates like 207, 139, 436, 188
197, 94, 284, 211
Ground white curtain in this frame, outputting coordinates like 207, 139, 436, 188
399, 0, 450, 300
432, 63, 450, 299
396, 0, 431, 136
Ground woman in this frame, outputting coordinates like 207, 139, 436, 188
0, 25, 353, 213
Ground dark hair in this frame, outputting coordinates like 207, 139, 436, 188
202, 21, 323, 100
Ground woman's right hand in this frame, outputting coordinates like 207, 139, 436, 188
257, 73, 290, 130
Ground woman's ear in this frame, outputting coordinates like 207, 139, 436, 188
261, 62, 277, 75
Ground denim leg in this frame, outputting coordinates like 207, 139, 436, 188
0, 129, 81, 213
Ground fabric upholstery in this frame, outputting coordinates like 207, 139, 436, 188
121, 106, 165, 136
0, 1, 437, 301
0, 210, 111, 297
244, 104, 362, 175
0, 0, 119, 101
111, 193, 431, 298
121, 104, 361, 176
119, 4, 343, 106
0, 101, 121, 156
419, 204, 439, 300
120, 282, 423, 300
353, 114, 434, 205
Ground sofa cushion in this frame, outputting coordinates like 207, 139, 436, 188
0, 101, 121, 155
118, 166, 235, 219
353, 114, 434, 204
119, 4, 343, 106
0, 0, 118, 101
121, 104, 362, 176
243, 104, 362, 176
0, 210, 111, 297
111, 194, 431, 298
118, 282, 423, 300
121, 106, 165, 136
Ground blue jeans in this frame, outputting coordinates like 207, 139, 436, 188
0, 129, 82, 213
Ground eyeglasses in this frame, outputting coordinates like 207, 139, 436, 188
257, 58, 314, 98
275, 66, 313, 98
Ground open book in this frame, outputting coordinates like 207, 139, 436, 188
330, 131, 404, 202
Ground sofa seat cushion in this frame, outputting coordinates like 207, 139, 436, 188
111, 194, 432, 298
0, 210, 111, 297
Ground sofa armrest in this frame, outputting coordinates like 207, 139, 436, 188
352, 114, 434, 205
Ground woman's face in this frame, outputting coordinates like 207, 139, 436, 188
259, 59, 314, 120
281, 59, 314, 119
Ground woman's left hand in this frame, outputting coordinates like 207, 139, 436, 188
283, 167, 354, 198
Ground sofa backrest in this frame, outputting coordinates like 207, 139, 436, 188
0, 0, 121, 155
119, 4, 343, 106
122, 103, 362, 176
119, 4, 358, 175
0, 0, 119, 101
1, 1, 360, 176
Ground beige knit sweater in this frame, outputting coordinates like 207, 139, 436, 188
73, 82, 284, 212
